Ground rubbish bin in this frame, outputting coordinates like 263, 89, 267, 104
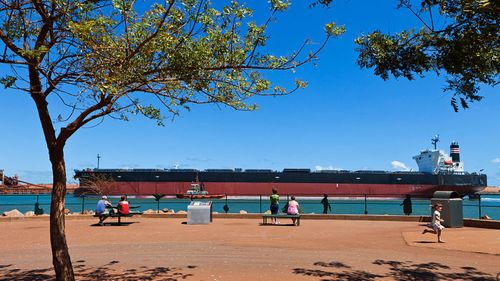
430, 191, 463, 228
187, 201, 212, 224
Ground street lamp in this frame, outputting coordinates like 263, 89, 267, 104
97, 154, 101, 169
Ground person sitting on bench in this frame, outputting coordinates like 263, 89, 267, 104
117, 195, 130, 215
286, 196, 300, 226
96, 195, 112, 226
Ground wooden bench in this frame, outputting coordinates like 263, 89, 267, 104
94, 210, 143, 225
262, 213, 301, 226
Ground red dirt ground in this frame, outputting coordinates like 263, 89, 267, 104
1, 217, 499, 280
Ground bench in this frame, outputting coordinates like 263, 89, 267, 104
262, 213, 301, 226
94, 210, 143, 225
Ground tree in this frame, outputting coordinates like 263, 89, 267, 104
76, 173, 116, 195
355, 0, 498, 111
0, 1, 343, 280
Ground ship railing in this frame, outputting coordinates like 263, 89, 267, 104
1, 193, 498, 220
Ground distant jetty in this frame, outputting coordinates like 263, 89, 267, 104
479, 186, 500, 195
0, 169, 77, 194
0, 184, 78, 194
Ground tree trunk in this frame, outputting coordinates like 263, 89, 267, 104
29, 63, 75, 281
49, 147, 75, 281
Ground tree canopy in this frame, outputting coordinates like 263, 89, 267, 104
0, 1, 342, 280
1, 0, 343, 130
355, 0, 498, 111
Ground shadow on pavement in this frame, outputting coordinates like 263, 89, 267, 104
90, 222, 135, 227
0, 260, 196, 281
259, 223, 297, 227
293, 259, 497, 281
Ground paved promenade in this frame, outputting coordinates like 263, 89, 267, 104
0, 216, 499, 280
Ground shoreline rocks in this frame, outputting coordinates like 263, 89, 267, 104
24, 211, 35, 217
2, 209, 24, 217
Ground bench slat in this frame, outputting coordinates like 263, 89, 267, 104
262, 214, 300, 218
94, 211, 143, 226
262, 214, 300, 226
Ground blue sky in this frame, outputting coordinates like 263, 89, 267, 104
0, 1, 499, 186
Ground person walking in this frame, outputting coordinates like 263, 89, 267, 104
321, 194, 331, 214
400, 194, 412, 215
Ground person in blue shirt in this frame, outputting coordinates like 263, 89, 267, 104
96, 195, 112, 226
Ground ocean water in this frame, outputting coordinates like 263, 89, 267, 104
1, 194, 499, 220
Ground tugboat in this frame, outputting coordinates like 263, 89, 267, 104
175, 181, 225, 199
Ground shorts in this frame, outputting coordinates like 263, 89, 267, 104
270, 203, 279, 214
432, 223, 445, 232
96, 210, 109, 216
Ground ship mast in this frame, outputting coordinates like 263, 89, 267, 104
431, 135, 440, 150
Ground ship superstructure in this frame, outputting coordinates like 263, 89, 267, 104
413, 140, 464, 174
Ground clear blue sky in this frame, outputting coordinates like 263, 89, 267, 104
1, 1, 498, 186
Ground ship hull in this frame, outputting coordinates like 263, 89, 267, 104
74, 170, 487, 198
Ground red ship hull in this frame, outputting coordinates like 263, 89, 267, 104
78, 181, 485, 198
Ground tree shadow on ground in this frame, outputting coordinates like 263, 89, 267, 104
293, 259, 497, 281
0, 260, 196, 281
90, 222, 135, 227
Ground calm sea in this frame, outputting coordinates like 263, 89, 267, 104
1, 194, 499, 220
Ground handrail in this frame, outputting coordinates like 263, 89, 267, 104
1, 194, 498, 220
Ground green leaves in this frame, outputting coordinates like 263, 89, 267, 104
0, 76, 16, 89
355, 30, 432, 81
355, 0, 499, 111
133, 105, 164, 126
0, 0, 331, 126
269, 0, 291, 11
325, 22, 345, 37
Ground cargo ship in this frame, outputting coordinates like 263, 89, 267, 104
73, 139, 487, 198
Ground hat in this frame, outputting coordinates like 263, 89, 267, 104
101, 195, 108, 199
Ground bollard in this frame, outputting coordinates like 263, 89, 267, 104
431, 191, 463, 228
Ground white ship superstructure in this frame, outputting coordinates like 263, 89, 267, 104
413, 140, 464, 174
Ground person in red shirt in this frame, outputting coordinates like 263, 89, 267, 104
117, 195, 130, 215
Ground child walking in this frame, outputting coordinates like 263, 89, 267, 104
422, 203, 445, 243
